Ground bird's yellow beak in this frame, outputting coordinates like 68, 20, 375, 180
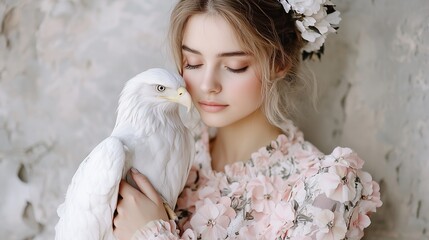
163, 87, 192, 112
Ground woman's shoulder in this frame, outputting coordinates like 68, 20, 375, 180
243, 119, 380, 185
276, 118, 373, 169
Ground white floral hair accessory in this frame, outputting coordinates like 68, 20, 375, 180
278, 0, 341, 60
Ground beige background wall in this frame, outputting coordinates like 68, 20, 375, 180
0, 0, 427, 239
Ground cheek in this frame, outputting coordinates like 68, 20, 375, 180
233, 78, 263, 104
183, 73, 198, 98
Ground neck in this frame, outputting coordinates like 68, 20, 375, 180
113, 102, 179, 138
210, 108, 281, 172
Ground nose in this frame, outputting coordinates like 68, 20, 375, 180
200, 68, 222, 94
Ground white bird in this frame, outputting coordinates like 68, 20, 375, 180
55, 68, 195, 240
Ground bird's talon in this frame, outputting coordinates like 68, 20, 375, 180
163, 202, 178, 221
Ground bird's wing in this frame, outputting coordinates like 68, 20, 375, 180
175, 129, 195, 204
131, 133, 172, 193
133, 126, 195, 209
55, 136, 126, 240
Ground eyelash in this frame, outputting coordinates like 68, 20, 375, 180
227, 66, 248, 73
184, 64, 201, 70
184, 64, 248, 73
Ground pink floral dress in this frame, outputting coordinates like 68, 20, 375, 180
133, 120, 382, 240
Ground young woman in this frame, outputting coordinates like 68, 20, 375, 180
113, 0, 382, 239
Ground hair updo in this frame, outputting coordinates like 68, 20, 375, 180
169, 0, 310, 128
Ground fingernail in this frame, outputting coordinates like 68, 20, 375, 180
131, 167, 139, 174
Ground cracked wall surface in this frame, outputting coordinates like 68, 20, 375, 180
0, 0, 428, 239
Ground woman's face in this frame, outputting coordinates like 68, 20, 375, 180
182, 13, 263, 128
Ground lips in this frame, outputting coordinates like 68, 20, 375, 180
198, 101, 228, 113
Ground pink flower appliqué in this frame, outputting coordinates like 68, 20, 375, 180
251, 147, 271, 168
360, 181, 383, 213
238, 216, 272, 240
225, 161, 249, 180
182, 228, 197, 240
314, 209, 347, 240
271, 134, 291, 155
247, 175, 281, 214
357, 170, 373, 196
198, 186, 221, 203
323, 147, 364, 169
271, 201, 295, 237
319, 166, 357, 203
355, 170, 382, 213
346, 207, 371, 240
190, 198, 235, 239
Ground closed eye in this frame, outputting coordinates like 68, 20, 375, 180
226, 66, 248, 73
184, 64, 202, 70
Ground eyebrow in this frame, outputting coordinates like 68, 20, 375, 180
182, 45, 248, 57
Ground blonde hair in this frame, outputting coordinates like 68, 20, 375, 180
169, 0, 310, 128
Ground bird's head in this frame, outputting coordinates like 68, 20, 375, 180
116, 68, 192, 125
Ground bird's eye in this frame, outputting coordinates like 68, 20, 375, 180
155, 85, 166, 92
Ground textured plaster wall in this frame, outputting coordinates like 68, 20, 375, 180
0, 0, 427, 240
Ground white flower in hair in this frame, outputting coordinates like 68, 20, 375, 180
278, 0, 341, 59
288, 0, 325, 16
296, 18, 320, 42
302, 31, 325, 52
279, 0, 292, 12
325, 10, 341, 25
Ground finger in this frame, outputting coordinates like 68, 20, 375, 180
113, 208, 118, 219
118, 179, 140, 196
115, 198, 125, 215
113, 211, 123, 228
113, 221, 122, 239
130, 168, 163, 205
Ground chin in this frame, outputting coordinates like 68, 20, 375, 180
199, 114, 233, 128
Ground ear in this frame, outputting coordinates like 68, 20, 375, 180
274, 63, 292, 79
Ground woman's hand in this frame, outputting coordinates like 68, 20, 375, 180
113, 168, 169, 240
